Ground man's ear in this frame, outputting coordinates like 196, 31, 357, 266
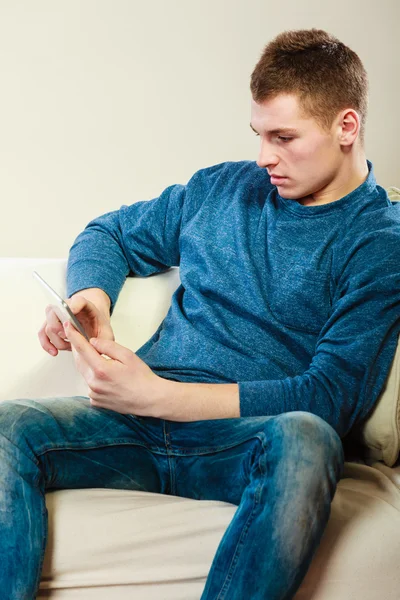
337, 108, 360, 146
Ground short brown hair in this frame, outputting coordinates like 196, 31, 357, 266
250, 29, 369, 147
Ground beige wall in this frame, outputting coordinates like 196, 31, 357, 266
0, 0, 399, 258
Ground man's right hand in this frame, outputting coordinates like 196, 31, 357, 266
38, 295, 115, 357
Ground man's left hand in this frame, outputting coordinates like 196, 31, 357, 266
63, 321, 163, 417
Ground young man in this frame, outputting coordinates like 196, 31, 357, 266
2, 28, 400, 599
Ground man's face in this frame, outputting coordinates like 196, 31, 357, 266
250, 93, 342, 201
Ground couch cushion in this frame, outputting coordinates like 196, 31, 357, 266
36, 461, 400, 599
39, 489, 237, 599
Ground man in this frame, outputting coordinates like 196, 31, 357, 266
2, 28, 400, 599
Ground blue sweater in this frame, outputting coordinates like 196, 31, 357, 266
66, 159, 400, 438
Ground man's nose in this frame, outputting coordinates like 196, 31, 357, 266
256, 141, 279, 169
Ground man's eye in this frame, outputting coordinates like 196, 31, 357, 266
253, 133, 292, 142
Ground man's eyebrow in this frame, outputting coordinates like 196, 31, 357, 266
249, 123, 299, 135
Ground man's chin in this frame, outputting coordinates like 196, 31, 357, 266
278, 191, 298, 200
279, 189, 314, 203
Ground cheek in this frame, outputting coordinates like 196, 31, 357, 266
288, 142, 329, 175
291, 142, 320, 162
282, 146, 324, 195
284, 149, 313, 182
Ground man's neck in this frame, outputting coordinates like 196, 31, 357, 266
299, 155, 369, 207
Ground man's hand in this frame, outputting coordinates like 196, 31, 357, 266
63, 321, 163, 417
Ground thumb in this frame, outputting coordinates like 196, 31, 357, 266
90, 337, 126, 362
66, 295, 87, 313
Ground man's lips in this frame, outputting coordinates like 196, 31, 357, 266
270, 174, 287, 184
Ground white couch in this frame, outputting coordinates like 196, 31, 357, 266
2, 257, 400, 600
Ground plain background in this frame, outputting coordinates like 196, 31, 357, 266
0, 0, 399, 258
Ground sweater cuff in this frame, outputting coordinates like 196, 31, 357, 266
238, 379, 287, 418
66, 262, 123, 316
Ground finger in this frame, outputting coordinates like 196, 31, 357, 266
64, 321, 104, 371
38, 319, 71, 356
65, 295, 90, 315
45, 306, 72, 347
89, 337, 128, 363
47, 328, 72, 350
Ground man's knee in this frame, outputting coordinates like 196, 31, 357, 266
270, 411, 344, 466
0, 399, 45, 444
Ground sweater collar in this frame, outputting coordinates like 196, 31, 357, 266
276, 159, 376, 216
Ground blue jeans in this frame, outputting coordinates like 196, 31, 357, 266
0, 396, 344, 599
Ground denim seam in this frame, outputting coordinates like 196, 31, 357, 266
35, 440, 168, 458
163, 420, 175, 495
168, 454, 175, 496
215, 436, 266, 600
32, 493, 48, 599
215, 480, 263, 600
167, 435, 266, 457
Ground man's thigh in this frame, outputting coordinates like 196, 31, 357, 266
0, 396, 171, 494
166, 413, 343, 505
166, 416, 273, 504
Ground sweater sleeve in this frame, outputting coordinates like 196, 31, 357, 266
238, 227, 400, 439
66, 183, 187, 315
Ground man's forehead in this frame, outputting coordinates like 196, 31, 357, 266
249, 122, 300, 135
250, 95, 304, 133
